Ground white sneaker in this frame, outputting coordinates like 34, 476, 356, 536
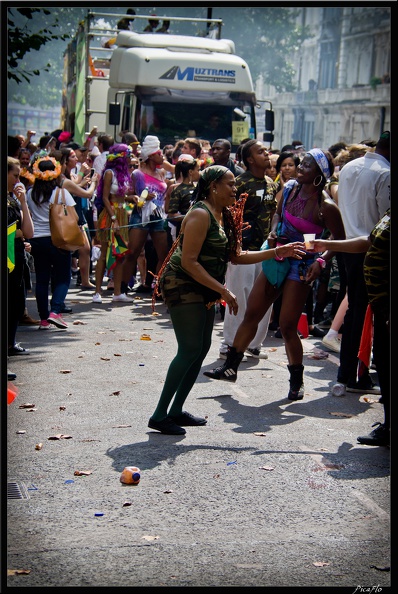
112, 293, 135, 302
322, 335, 341, 353
92, 292, 102, 303
331, 382, 346, 397
245, 347, 268, 359
219, 351, 247, 362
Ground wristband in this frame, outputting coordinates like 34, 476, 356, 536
316, 257, 326, 269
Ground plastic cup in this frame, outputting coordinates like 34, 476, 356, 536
303, 234, 316, 250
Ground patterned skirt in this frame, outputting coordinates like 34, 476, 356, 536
96, 205, 129, 244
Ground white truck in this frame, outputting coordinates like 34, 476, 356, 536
61, 11, 267, 150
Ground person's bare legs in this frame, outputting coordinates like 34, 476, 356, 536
77, 230, 95, 288
123, 228, 149, 288
277, 279, 311, 365
137, 247, 147, 286
150, 231, 170, 276
95, 240, 109, 295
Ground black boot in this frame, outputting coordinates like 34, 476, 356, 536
203, 346, 244, 383
287, 364, 304, 400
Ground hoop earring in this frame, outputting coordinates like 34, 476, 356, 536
313, 175, 323, 187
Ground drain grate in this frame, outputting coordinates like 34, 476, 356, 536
8, 481, 30, 500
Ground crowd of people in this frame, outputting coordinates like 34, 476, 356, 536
7, 127, 390, 447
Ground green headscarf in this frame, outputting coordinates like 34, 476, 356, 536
192, 165, 230, 203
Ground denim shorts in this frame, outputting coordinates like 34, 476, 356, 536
129, 210, 166, 232
287, 256, 316, 282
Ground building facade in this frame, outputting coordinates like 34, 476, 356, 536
255, 6, 391, 150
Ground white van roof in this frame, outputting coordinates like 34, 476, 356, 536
109, 46, 254, 94
116, 31, 235, 54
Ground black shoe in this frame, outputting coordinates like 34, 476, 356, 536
204, 364, 238, 382
169, 411, 207, 426
346, 378, 381, 395
60, 305, 73, 314
274, 328, 283, 338
357, 422, 390, 446
287, 364, 304, 400
309, 325, 325, 338
203, 347, 244, 383
148, 417, 186, 435
8, 371, 17, 381
8, 344, 30, 356
288, 387, 304, 401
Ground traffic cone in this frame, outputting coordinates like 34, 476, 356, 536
7, 382, 18, 405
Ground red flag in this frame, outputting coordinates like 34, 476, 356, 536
358, 304, 373, 374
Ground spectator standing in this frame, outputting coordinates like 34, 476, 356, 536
143, 15, 159, 32
93, 134, 114, 176
265, 153, 278, 182
331, 131, 390, 397
59, 147, 99, 290
92, 144, 135, 303
271, 151, 300, 336
313, 207, 390, 446
219, 139, 278, 360
7, 157, 35, 355
26, 156, 75, 329
121, 135, 170, 295
182, 138, 202, 160
204, 149, 345, 401
210, 139, 244, 176
167, 155, 201, 240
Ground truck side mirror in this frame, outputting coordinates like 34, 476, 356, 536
109, 103, 121, 126
265, 109, 274, 132
263, 133, 274, 142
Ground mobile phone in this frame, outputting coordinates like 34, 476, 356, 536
90, 168, 95, 178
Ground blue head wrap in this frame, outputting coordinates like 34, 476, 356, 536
306, 148, 331, 179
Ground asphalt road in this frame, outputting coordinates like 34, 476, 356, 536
5, 277, 391, 589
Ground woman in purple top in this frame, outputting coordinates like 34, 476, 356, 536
204, 149, 346, 401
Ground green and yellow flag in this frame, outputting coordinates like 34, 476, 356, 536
7, 222, 17, 272
106, 232, 129, 273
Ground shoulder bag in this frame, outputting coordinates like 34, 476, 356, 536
49, 187, 85, 251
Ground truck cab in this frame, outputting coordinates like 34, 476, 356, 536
107, 29, 257, 150
62, 11, 258, 150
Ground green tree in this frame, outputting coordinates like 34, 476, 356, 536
8, 7, 70, 83
218, 7, 309, 92
7, 6, 86, 107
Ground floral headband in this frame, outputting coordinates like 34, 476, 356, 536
107, 148, 132, 161
32, 157, 62, 181
307, 148, 331, 179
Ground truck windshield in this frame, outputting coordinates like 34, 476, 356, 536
132, 98, 255, 149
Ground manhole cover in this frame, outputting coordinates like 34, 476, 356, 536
8, 481, 29, 500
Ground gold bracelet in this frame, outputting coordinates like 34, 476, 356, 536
275, 246, 280, 258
